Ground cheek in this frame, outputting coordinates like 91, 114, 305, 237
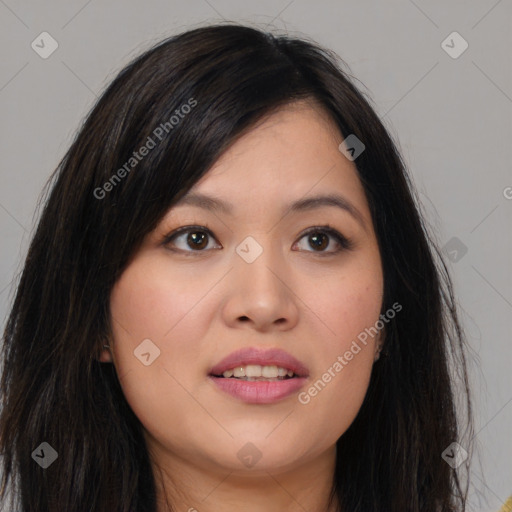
293, 257, 383, 437
109, 254, 218, 347
110, 260, 179, 341
108, 254, 214, 395
108, 257, 216, 448
333, 281, 383, 346
301, 254, 384, 349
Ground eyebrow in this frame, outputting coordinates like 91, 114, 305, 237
172, 191, 367, 230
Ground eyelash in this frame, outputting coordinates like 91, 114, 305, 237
161, 224, 354, 257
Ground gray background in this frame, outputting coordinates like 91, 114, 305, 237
0, 1, 511, 511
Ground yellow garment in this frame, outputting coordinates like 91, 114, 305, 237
499, 495, 512, 512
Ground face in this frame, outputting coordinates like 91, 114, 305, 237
103, 100, 384, 477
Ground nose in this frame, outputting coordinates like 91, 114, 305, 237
221, 238, 299, 332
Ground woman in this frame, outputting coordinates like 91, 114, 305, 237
0, 23, 472, 511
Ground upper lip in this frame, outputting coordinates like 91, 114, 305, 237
209, 347, 309, 377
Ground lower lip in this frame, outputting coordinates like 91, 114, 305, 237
209, 376, 308, 404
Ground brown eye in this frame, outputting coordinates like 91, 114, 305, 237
308, 232, 329, 251
187, 231, 208, 250
294, 226, 352, 254
162, 226, 221, 254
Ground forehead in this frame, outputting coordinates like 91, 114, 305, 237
213, 99, 344, 164
187, 101, 364, 205
163, 101, 372, 232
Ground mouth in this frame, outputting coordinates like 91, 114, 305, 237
208, 346, 309, 379
210, 364, 300, 381
208, 347, 309, 404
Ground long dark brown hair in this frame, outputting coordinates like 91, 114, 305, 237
0, 22, 472, 511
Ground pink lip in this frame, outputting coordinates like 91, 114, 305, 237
209, 376, 308, 404
208, 347, 309, 404
209, 347, 309, 377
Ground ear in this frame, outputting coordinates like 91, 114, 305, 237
98, 344, 113, 363
374, 326, 386, 362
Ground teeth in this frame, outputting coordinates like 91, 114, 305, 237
246, 364, 263, 378
232, 367, 245, 378
221, 364, 295, 379
261, 365, 277, 378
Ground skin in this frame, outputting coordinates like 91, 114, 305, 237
100, 99, 384, 512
